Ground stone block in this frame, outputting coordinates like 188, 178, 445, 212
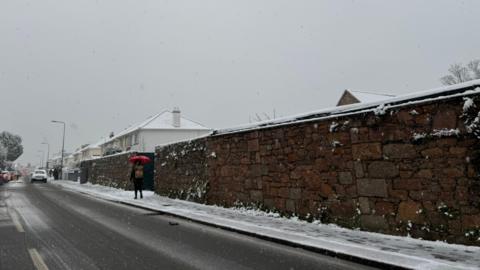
433, 109, 457, 130
415, 169, 433, 179
369, 128, 384, 141
289, 188, 302, 200
443, 167, 465, 178
286, 199, 296, 212
462, 215, 480, 229
448, 220, 462, 235
354, 161, 365, 178
375, 201, 395, 216
263, 199, 275, 209
393, 178, 422, 190
368, 161, 399, 178
415, 113, 431, 126
360, 215, 389, 232
397, 200, 422, 222
399, 171, 413, 178
247, 139, 259, 152
247, 131, 259, 139
319, 183, 334, 198
358, 197, 371, 214
249, 165, 268, 177
352, 143, 382, 160
290, 169, 302, 180
421, 148, 443, 158
449, 147, 467, 156
383, 144, 417, 159
461, 206, 479, 215
338, 172, 353, 185
250, 190, 263, 201
357, 178, 387, 197
383, 127, 410, 142
396, 110, 413, 125
345, 185, 357, 196
278, 188, 289, 198
330, 201, 356, 217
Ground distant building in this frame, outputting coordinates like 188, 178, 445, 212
69, 140, 103, 167
81, 141, 102, 161
337, 90, 395, 106
48, 152, 71, 168
100, 108, 212, 155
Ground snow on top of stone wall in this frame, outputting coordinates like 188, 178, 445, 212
215, 80, 480, 136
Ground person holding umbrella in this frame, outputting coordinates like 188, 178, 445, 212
129, 154, 151, 199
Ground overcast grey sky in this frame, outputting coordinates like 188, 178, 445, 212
1, 0, 479, 164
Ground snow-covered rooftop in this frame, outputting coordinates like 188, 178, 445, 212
86, 140, 103, 149
103, 110, 211, 145
349, 90, 395, 103
215, 79, 480, 135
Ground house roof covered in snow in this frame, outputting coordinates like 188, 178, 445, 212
86, 139, 103, 149
337, 90, 395, 106
215, 79, 480, 136
102, 110, 211, 145
70, 139, 104, 155
349, 90, 396, 103
81, 139, 104, 151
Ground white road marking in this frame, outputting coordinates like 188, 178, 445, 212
28, 248, 49, 270
9, 210, 25, 233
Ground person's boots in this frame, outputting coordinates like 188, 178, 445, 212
140, 191, 143, 199
134, 190, 138, 199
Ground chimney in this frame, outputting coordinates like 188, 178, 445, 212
172, 107, 181, 128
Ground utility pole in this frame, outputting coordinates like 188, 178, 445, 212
37, 150, 44, 168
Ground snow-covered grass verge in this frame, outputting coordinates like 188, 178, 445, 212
51, 180, 480, 270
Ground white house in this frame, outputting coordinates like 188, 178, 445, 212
48, 152, 71, 169
63, 153, 77, 169
80, 140, 102, 161
100, 108, 211, 155
336, 90, 395, 106
68, 140, 103, 167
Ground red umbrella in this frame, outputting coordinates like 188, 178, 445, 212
129, 155, 151, 165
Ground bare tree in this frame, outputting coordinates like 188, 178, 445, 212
468, 60, 480, 79
249, 109, 277, 123
441, 60, 480, 85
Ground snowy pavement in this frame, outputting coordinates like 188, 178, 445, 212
51, 180, 480, 270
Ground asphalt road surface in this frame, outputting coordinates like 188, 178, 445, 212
0, 179, 378, 270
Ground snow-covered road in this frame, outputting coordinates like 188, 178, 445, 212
0, 179, 376, 270
51, 180, 480, 270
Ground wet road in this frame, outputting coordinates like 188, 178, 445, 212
0, 180, 377, 270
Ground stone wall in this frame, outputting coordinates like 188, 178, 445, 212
155, 138, 209, 203
154, 93, 480, 245
80, 153, 134, 190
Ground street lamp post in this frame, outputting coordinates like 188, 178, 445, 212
37, 150, 44, 168
36, 154, 42, 168
41, 142, 50, 171
51, 120, 66, 179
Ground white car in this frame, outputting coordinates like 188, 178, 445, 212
31, 170, 48, 183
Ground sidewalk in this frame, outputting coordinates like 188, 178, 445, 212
51, 180, 480, 270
